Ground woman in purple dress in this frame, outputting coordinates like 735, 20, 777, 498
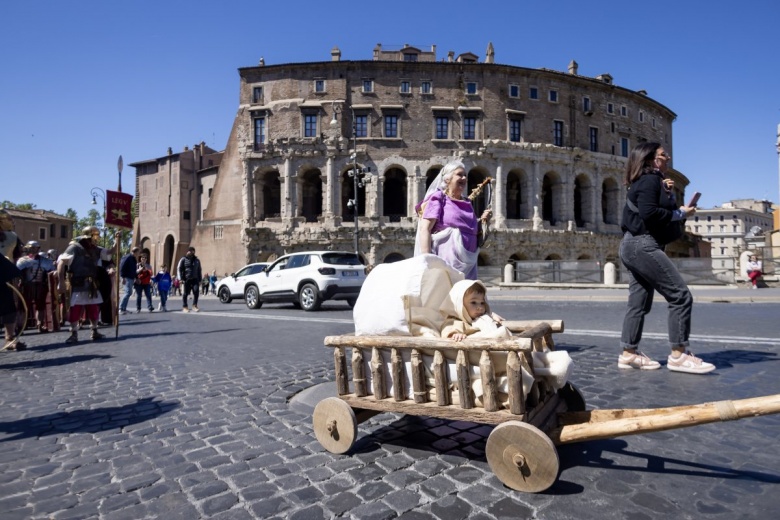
414, 160, 491, 279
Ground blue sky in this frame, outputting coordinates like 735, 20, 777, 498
2, 0, 779, 222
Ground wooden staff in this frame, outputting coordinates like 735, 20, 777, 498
114, 232, 120, 339
1, 282, 28, 351
467, 177, 493, 201
549, 394, 780, 445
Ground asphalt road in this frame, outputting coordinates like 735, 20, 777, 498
1, 292, 778, 519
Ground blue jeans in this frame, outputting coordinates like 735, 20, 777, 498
119, 278, 134, 311
619, 232, 692, 350
159, 290, 168, 309
135, 284, 153, 311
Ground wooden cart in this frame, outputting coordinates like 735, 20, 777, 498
314, 320, 780, 492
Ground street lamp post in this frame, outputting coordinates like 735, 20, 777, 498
331, 102, 372, 260
90, 187, 107, 247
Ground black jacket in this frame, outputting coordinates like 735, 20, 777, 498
621, 170, 682, 246
119, 253, 137, 279
178, 255, 202, 282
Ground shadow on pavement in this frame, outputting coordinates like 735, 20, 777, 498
0, 397, 180, 442
558, 439, 780, 484
702, 349, 779, 369
113, 328, 238, 341
0, 354, 112, 371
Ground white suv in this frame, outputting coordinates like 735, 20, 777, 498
243, 251, 366, 311
216, 262, 270, 303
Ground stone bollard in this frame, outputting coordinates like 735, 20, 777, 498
604, 262, 617, 285
504, 263, 515, 283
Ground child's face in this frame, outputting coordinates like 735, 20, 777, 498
463, 292, 487, 320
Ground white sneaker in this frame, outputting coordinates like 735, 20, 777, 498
618, 351, 661, 370
667, 351, 715, 374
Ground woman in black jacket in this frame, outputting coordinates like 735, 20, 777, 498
618, 142, 714, 374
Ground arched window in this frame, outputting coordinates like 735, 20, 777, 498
342, 169, 365, 219
601, 177, 619, 225
542, 172, 562, 225
300, 170, 322, 223
261, 171, 281, 220
383, 168, 407, 222
506, 169, 529, 219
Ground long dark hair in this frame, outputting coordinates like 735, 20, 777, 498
624, 142, 661, 186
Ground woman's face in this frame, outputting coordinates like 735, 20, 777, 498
446, 167, 468, 196
653, 147, 671, 172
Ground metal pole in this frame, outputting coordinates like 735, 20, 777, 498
351, 107, 360, 259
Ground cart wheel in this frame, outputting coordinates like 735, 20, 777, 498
559, 382, 586, 412
312, 397, 358, 454
486, 421, 559, 493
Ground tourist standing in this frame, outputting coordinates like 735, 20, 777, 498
177, 247, 202, 312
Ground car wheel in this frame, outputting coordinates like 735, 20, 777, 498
218, 286, 232, 304
347, 298, 357, 309
299, 283, 322, 311
245, 285, 263, 309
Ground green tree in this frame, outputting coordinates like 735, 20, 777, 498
1, 201, 37, 210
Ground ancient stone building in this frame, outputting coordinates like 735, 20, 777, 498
133, 43, 693, 276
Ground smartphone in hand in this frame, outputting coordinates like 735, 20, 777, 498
687, 192, 701, 207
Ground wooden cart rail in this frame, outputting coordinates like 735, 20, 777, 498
551, 393, 780, 445
324, 321, 563, 421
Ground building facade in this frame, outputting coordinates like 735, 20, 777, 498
133, 43, 694, 276
1, 208, 75, 256
129, 144, 221, 269
684, 199, 775, 274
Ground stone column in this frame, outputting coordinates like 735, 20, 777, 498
282, 157, 292, 220
242, 161, 253, 227
494, 160, 505, 228
325, 157, 334, 217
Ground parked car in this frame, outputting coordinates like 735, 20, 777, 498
243, 251, 366, 311
216, 263, 270, 303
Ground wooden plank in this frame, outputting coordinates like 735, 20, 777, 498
391, 348, 405, 402
352, 348, 367, 397
338, 394, 526, 425
411, 348, 427, 404
503, 320, 564, 333
325, 335, 534, 352
432, 350, 449, 406
334, 347, 348, 395
371, 347, 386, 400
550, 394, 780, 445
480, 351, 498, 412
456, 350, 473, 409
506, 351, 525, 415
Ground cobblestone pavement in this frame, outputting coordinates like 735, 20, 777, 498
1, 297, 779, 519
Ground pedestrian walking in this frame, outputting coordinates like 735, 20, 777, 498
618, 142, 714, 374
177, 247, 202, 312
118, 247, 140, 314
153, 264, 172, 311
135, 255, 154, 312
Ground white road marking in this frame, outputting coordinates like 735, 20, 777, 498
191, 311, 780, 345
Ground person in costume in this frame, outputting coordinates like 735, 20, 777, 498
56, 227, 110, 343
16, 240, 55, 332
414, 160, 491, 280
440, 279, 509, 342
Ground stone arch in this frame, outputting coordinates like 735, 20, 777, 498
383, 167, 407, 222
260, 170, 281, 220
163, 234, 175, 271
425, 166, 442, 191
574, 173, 594, 228
541, 171, 563, 225
577, 254, 592, 260
341, 168, 366, 219
601, 177, 620, 225
544, 253, 562, 260
468, 166, 491, 219
509, 252, 528, 261
300, 169, 322, 223
506, 168, 530, 219
477, 252, 489, 267
383, 252, 405, 263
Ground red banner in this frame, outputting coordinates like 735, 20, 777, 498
105, 190, 134, 229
